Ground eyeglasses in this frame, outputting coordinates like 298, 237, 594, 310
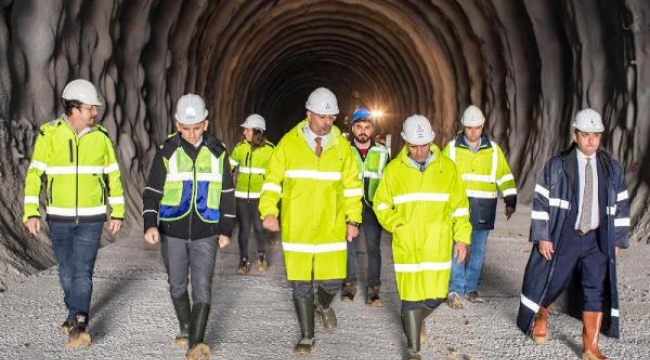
77, 105, 98, 112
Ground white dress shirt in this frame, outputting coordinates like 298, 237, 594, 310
302, 123, 329, 153
574, 149, 599, 230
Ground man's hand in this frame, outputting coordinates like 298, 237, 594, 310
505, 206, 515, 220
346, 224, 359, 242
109, 219, 122, 235
262, 215, 280, 232
144, 227, 160, 245
218, 235, 231, 249
24, 218, 41, 236
538, 240, 554, 261
615, 246, 621, 258
454, 242, 468, 264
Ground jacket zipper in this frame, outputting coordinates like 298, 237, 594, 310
246, 151, 252, 200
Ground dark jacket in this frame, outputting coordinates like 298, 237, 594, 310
142, 133, 236, 240
517, 143, 630, 338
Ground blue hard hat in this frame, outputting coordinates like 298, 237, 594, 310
350, 106, 373, 125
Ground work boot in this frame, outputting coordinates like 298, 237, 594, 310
366, 286, 383, 307
315, 286, 337, 331
446, 292, 464, 309
582, 312, 608, 360
171, 292, 191, 348
466, 291, 485, 304
186, 303, 211, 360
66, 313, 92, 349
293, 295, 315, 355
59, 319, 74, 335
236, 257, 250, 275
532, 307, 549, 344
256, 252, 269, 273
341, 281, 356, 302
401, 305, 434, 359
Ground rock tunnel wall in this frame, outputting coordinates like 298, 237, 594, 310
0, 0, 648, 290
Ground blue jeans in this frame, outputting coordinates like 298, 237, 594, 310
49, 222, 104, 322
448, 230, 490, 296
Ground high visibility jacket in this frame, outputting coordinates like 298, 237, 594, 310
373, 145, 471, 301
23, 118, 124, 223
443, 133, 517, 230
259, 120, 363, 281
229, 140, 275, 199
351, 140, 389, 206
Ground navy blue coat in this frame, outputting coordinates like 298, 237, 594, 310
517, 143, 630, 338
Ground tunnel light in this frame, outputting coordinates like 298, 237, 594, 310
371, 109, 384, 119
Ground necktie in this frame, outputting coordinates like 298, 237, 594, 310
578, 158, 593, 233
315, 136, 323, 157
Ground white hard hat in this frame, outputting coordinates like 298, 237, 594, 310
175, 94, 208, 124
241, 113, 266, 131
573, 108, 604, 133
460, 105, 485, 126
305, 87, 339, 115
401, 114, 435, 145
62, 79, 102, 106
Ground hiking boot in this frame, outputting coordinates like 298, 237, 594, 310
236, 257, 250, 275
66, 314, 91, 349
59, 319, 74, 335
466, 291, 485, 304
366, 286, 383, 307
256, 253, 269, 273
446, 292, 464, 310
341, 281, 357, 302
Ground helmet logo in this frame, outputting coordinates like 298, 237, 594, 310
323, 102, 332, 109
185, 107, 197, 119
416, 123, 425, 138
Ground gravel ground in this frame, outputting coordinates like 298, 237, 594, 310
0, 204, 649, 359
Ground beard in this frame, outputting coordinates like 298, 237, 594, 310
354, 133, 369, 143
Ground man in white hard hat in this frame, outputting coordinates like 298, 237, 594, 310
517, 108, 630, 359
142, 94, 235, 360
373, 115, 471, 360
23, 79, 124, 348
443, 105, 517, 308
259, 87, 363, 355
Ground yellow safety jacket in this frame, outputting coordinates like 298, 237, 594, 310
259, 119, 363, 281
373, 145, 471, 301
351, 141, 389, 206
229, 140, 275, 199
23, 118, 124, 222
443, 133, 517, 230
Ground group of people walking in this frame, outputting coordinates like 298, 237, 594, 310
22, 79, 630, 360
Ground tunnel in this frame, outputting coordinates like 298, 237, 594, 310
0, 0, 648, 291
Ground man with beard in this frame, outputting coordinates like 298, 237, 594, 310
341, 106, 390, 306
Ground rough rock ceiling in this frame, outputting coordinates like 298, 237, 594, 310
0, 0, 648, 290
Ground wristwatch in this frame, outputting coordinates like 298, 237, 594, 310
346, 221, 361, 228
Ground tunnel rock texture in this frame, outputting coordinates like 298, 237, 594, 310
0, 0, 649, 290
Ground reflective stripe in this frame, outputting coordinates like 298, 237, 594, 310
611, 308, 619, 317
240, 167, 266, 174
363, 171, 381, 179
535, 184, 549, 199
235, 191, 261, 198
497, 173, 514, 185
282, 241, 347, 253
520, 294, 540, 313
222, 188, 234, 193
105, 162, 120, 173
223, 213, 236, 218
142, 209, 158, 215
376, 203, 389, 211
606, 206, 617, 215
617, 190, 629, 202
531, 211, 549, 220
614, 218, 630, 227
229, 158, 239, 166
108, 196, 125, 204
452, 208, 469, 218
344, 188, 363, 197
285, 170, 342, 181
29, 161, 47, 171
196, 173, 223, 182
144, 187, 163, 195
261, 182, 282, 194
489, 141, 498, 181
24, 196, 40, 204
448, 140, 456, 161
394, 261, 452, 272
502, 188, 518, 197
466, 189, 497, 199
46, 166, 105, 175
549, 198, 570, 209
462, 174, 495, 183
168, 152, 179, 173
394, 193, 449, 204
166, 172, 193, 181
47, 206, 106, 216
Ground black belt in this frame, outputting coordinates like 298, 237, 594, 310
575, 229, 597, 236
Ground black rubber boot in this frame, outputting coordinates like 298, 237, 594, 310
171, 292, 191, 348
315, 286, 337, 331
293, 295, 315, 355
186, 303, 211, 360
401, 306, 434, 360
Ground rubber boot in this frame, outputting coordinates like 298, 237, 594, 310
186, 303, 211, 360
582, 312, 608, 360
315, 286, 337, 331
171, 292, 191, 348
401, 306, 434, 360
293, 295, 315, 355
532, 307, 549, 344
